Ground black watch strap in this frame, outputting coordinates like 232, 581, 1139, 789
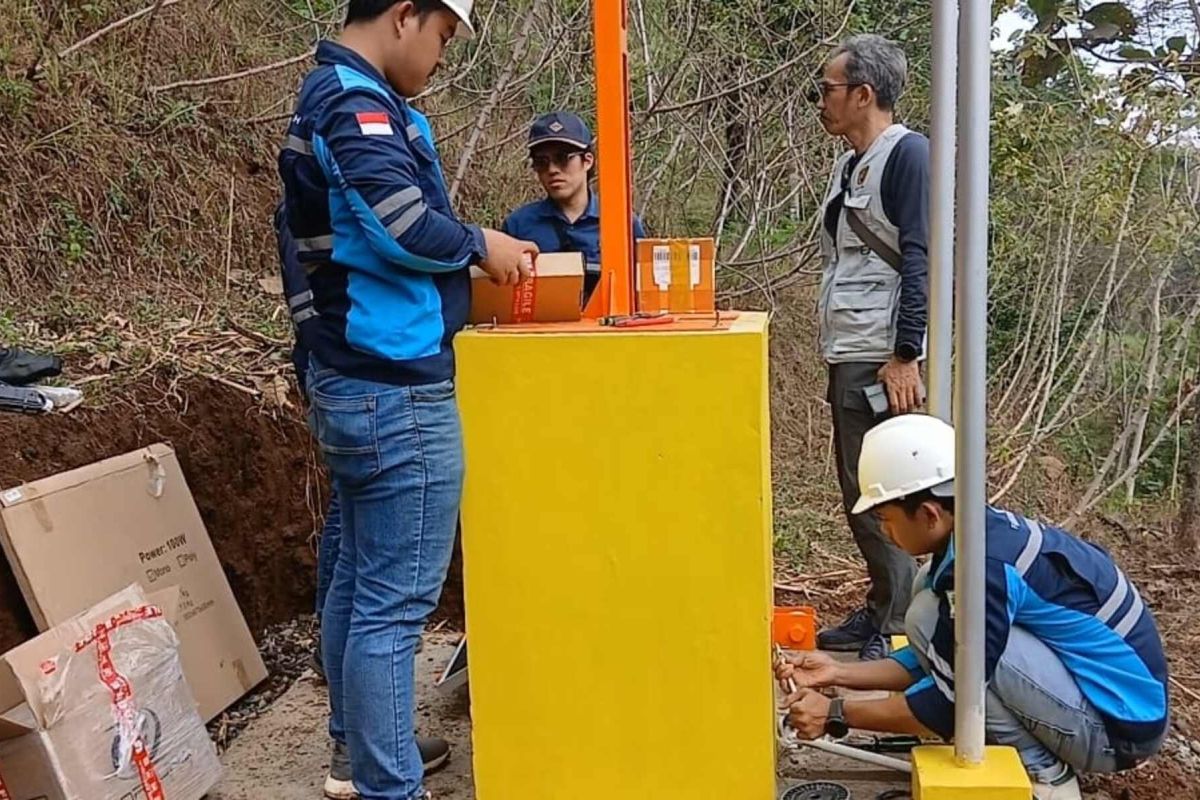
825, 696, 849, 739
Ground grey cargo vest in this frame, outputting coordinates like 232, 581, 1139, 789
818, 124, 911, 364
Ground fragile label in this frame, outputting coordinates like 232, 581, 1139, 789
510, 255, 537, 323
94, 622, 166, 800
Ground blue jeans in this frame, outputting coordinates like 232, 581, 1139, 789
315, 490, 342, 617
307, 358, 464, 800
906, 589, 1122, 780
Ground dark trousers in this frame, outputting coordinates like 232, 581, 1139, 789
828, 362, 917, 635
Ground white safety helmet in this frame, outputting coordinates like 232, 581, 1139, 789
442, 0, 476, 39
852, 414, 956, 515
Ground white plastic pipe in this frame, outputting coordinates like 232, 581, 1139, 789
952, 0, 992, 768
799, 736, 914, 774
777, 713, 913, 774
926, 0, 958, 422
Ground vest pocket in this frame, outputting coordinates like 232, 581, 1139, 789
829, 285, 896, 355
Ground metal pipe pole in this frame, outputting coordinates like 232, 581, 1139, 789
927, 0, 958, 422
952, 0, 991, 767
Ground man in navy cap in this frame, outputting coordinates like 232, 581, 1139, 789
502, 111, 647, 304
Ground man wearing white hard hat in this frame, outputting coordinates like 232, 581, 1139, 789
776, 414, 1169, 800
278, 1, 540, 798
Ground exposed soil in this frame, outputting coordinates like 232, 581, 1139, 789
0, 372, 320, 651
0, 368, 467, 656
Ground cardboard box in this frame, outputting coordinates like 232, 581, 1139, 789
0, 444, 267, 722
635, 238, 716, 313
469, 252, 584, 324
0, 584, 222, 800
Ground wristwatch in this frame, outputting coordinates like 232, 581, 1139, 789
825, 696, 850, 739
896, 342, 920, 363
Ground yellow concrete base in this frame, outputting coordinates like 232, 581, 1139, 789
912, 746, 1032, 800
456, 313, 775, 799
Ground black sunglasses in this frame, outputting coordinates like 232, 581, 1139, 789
530, 150, 587, 171
806, 81, 868, 104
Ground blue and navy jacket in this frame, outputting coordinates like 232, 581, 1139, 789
273, 203, 315, 387
278, 41, 486, 386
891, 507, 1169, 761
502, 193, 646, 302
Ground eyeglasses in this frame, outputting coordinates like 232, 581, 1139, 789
806, 81, 867, 104
531, 151, 586, 171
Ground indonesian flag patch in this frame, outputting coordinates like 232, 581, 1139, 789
356, 112, 394, 136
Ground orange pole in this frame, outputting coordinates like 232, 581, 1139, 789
591, 0, 635, 317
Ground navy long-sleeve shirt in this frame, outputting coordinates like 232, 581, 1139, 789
824, 131, 929, 357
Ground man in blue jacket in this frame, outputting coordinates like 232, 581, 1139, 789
777, 415, 1169, 800
277, 2, 537, 798
502, 111, 646, 305
272, 204, 343, 646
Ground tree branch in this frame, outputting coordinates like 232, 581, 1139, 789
644, 0, 856, 116
149, 48, 314, 93
57, 0, 185, 60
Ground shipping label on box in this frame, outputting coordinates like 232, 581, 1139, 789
0, 444, 267, 721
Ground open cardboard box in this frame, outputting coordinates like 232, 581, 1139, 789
0, 584, 222, 800
469, 252, 585, 325
0, 443, 267, 723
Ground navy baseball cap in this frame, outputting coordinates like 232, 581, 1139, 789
528, 112, 592, 151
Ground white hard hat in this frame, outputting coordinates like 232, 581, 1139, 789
852, 414, 956, 515
442, 0, 476, 39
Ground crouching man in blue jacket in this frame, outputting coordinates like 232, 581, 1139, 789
777, 414, 1169, 800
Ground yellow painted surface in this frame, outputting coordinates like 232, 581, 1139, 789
456, 313, 776, 799
912, 746, 1032, 800
891, 635, 910, 651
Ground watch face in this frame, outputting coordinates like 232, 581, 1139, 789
826, 717, 850, 739
825, 698, 850, 738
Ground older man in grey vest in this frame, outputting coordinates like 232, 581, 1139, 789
812, 35, 929, 661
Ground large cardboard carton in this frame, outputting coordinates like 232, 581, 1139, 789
469, 252, 585, 324
0, 444, 267, 722
0, 584, 222, 800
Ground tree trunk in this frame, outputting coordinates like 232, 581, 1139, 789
1177, 400, 1200, 559
720, 89, 748, 208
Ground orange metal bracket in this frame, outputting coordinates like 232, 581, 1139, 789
590, 0, 636, 319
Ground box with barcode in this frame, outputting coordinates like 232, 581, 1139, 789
635, 238, 716, 314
